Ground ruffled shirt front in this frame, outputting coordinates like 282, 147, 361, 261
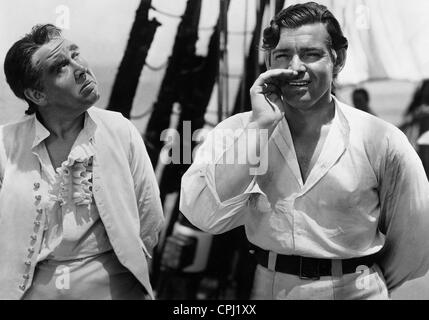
32, 113, 112, 261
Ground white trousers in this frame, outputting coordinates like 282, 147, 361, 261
251, 253, 389, 300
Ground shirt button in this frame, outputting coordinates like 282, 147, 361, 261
30, 235, 37, 241
19, 285, 26, 291
33, 182, 40, 190
24, 260, 31, 266
36, 208, 43, 214
34, 221, 41, 226
28, 247, 35, 254
23, 274, 30, 280
35, 195, 42, 201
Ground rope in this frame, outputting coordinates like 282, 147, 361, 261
219, 72, 242, 79
199, 25, 216, 31
150, 5, 182, 19
228, 30, 253, 35
130, 108, 153, 120
145, 61, 169, 71
199, 27, 252, 34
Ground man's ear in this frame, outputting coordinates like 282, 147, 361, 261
23, 88, 47, 107
333, 48, 347, 76
264, 51, 272, 70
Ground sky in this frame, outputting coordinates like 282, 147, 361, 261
0, 0, 141, 66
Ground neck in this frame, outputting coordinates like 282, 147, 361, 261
285, 95, 335, 135
36, 109, 85, 140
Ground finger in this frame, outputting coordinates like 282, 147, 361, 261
264, 94, 277, 111
254, 81, 283, 96
256, 69, 299, 86
261, 82, 282, 95
264, 92, 285, 114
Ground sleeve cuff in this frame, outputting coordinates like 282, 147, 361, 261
203, 163, 263, 207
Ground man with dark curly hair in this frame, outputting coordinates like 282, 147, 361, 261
180, 2, 429, 299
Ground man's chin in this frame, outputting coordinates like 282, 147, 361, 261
81, 98, 99, 110
284, 95, 312, 109
85, 91, 100, 106
93, 92, 101, 103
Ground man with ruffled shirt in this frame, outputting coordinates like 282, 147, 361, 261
0, 24, 164, 299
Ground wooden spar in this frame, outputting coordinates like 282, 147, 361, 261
276, 0, 286, 13
144, 0, 202, 168
217, 0, 229, 123
107, 0, 160, 118
270, 0, 285, 18
232, 0, 268, 115
232, 0, 285, 115
240, 0, 249, 114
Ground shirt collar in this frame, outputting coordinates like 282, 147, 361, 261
271, 95, 351, 190
274, 95, 350, 145
32, 115, 50, 149
31, 109, 98, 150
330, 95, 351, 145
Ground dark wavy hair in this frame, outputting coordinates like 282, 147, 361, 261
262, 2, 348, 53
4, 24, 62, 115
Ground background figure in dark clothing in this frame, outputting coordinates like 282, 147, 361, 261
401, 79, 429, 177
352, 87, 376, 115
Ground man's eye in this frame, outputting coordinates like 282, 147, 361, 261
304, 52, 321, 57
275, 54, 289, 59
72, 52, 80, 59
56, 61, 68, 73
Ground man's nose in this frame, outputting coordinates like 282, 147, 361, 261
289, 55, 306, 73
73, 62, 88, 82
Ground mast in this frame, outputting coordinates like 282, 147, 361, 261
232, 0, 268, 115
107, 0, 160, 118
144, 0, 202, 167
217, 0, 229, 122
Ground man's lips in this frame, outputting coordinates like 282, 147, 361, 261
287, 80, 311, 87
80, 80, 96, 93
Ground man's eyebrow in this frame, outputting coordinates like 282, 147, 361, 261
300, 47, 325, 51
272, 48, 291, 54
272, 47, 326, 54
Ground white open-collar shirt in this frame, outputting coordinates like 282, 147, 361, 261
180, 96, 429, 291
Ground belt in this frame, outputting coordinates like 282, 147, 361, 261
253, 248, 377, 280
